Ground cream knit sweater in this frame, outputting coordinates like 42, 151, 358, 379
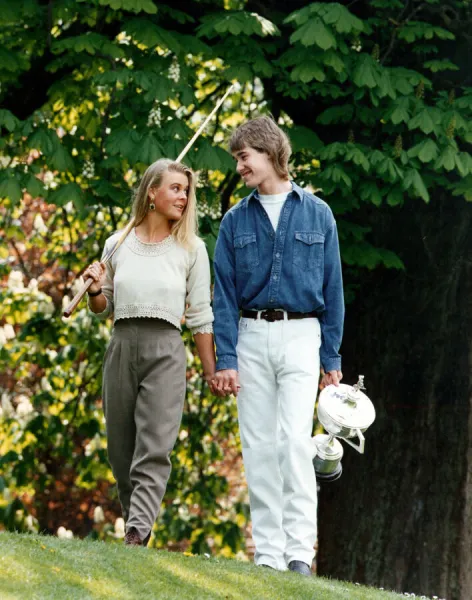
89, 229, 214, 335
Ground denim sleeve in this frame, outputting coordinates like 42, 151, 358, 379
320, 220, 345, 372
213, 214, 239, 371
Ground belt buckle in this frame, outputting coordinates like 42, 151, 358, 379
261, 309, 277, 322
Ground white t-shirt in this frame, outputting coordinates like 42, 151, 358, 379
258, 192, 289, 231
88, 229, 214, 335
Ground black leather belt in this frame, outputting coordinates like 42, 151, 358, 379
241, 309, 319, 323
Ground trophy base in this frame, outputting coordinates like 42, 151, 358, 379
315, 462, 343, 483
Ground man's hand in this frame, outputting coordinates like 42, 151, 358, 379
212, 369, 240, 397
319, 369, 343, 390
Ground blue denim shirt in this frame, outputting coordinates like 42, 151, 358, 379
213, 182, 344, 373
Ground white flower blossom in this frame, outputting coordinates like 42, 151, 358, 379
179, 430, 188, 441
28, 278, 39, 291
0, 329, 7, 346
147, 104, 162, 127
168, 56, 180, 83
16, 395, 34, 417
3, 324, 15, 340
114, 517, 125, 538
82, 159, 95, 179
41, 377, 52, 392
8, 270, 24, 291
46, 349, 58, 360
72, 276, 85, 296
57, 526, 73, 539
1, 393, 14, 417
33, 214, 48, 234
96, 211, 104, 223
93, 506, 105, 524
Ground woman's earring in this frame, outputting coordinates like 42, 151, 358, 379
149, 198, 156, 211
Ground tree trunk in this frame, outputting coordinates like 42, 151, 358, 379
317, 196, 472, 600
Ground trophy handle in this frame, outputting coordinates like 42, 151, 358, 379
343, 428, 365, 454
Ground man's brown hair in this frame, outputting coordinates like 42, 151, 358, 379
229, 116, 292, 180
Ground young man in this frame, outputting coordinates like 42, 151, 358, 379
212, 116, 344, 576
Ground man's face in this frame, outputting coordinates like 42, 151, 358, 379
232, 146, 275, 189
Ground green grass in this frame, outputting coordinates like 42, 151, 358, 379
0, 532, 407, 600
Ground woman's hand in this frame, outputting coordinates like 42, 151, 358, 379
83, 262, 106, 293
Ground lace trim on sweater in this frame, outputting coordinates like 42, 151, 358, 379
191, 323, 214, 335
125, 229, 175, 257
114, 305, 181, 329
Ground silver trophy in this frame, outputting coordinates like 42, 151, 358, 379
312, 375, 376, 482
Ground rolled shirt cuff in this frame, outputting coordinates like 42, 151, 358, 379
322, 356, 342, 373
216, 354, 238, 372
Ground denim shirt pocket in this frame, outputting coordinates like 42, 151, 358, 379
234, 233, 259, 271
293, 232, 324, 271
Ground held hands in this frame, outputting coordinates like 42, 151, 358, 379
209, 369, 240, 397
319, 369, 343, 390
83, 262, 106, 293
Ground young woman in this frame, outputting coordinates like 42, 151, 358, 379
84, 159, 215, 546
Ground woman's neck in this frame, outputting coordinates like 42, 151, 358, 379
135, 214, 172, 243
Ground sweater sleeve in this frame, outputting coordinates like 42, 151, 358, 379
185, 240, 214, 335
88, 236, 115, 321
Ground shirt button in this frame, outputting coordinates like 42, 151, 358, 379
276, 253, 280, 258
273, 275, 278, 280
270, 297, 275, 302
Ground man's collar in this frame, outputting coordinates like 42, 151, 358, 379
247, 181, 303, 202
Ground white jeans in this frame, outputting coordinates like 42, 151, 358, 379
236, 316, 321, 570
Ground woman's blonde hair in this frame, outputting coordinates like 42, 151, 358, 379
229, 116, 292, 180
132, 158, 198, 249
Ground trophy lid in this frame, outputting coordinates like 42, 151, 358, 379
318, 376, 376, 430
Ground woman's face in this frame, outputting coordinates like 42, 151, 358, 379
151, 170, 189, 221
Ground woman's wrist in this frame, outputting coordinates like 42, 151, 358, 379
88, 287, 102, 297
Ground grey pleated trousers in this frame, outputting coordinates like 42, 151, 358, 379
102, 318, 186, 540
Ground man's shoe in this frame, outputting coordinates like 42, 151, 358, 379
124, 527, 142, 546
288, 560, 312, 577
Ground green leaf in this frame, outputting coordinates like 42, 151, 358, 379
125, 19, 181, 51
359, 181, 383, 207
291, 61, 326, 83
402, 169, 429, 202
0, 177, 22, 203
0, 109, 20, 132
423, 59, 459, 73
24, 174, 45, 198
290, 18, 336, 50
450, 176, 472, 201
28, 129, 56, 154
288, 126, 323, 153
98, 0, 157, 14
0, 47, 23, 72
386, 97, 411, 125
50, 145, 75, 173
317, 105, 353, 125
397, 21, 455, 43
353, 55, 378, 89
134, 133, 164, 165
407, 139, 439, 163
49, 182, 85, 209
434, 146, 457, 171
198, 11, 279, 39
106, 129, 141, 159
322, 3, 364, 34
192, 141, 222, 171
408, 108, 441, 134
386, 188, 404, 206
